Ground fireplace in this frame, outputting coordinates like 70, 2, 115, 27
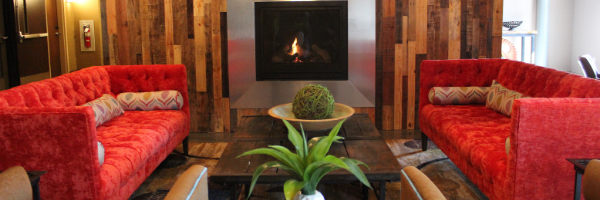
228, 0, 375, 108
255, 2, 348, 80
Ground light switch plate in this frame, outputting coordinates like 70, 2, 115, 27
79, 20, 95, 52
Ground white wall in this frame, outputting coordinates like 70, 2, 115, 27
570, 0, 600, 75
546, 0, 574, 72
503, 0, 537, 31
503, 0, 537, 63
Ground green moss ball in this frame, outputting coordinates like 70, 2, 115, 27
292, 85, 335, 120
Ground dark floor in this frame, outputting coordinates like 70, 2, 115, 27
187, 129, 422, 143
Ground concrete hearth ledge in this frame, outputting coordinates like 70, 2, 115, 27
230, 81, 374, 108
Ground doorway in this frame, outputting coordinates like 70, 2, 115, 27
1, 0, 61, 90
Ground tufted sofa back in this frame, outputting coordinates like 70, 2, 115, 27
497, 60, 600, 98
0, 67, 112, 108
419, 59, 508, 111
0, 65, 190, 116
103, 64, 190, 116
419, 59, 600, 112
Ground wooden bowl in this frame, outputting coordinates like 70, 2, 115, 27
268, 103, 355, 131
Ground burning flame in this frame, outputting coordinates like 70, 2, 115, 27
289, 37, 298, 55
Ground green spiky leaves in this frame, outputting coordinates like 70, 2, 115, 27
237, 119, 371, 200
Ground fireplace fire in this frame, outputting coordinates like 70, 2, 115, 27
255, 1, 348, 81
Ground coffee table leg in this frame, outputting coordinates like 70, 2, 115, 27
230, 183, 237, 200
379, 181, 386, 200
362, 183, 369, 200
575, 170, 583, 200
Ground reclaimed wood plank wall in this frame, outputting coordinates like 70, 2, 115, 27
101, 0, 229, 133
377, 0, 503, 130
101, 0, 502, 132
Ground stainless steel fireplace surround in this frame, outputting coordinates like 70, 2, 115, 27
228, 0, 375, 108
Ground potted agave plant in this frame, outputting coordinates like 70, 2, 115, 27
237, 119, 371, 200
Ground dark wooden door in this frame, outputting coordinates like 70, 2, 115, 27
15, 0, 50, 83
45, 0, 60, 78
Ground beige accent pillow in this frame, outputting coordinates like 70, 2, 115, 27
117, 90, 184, 111
428, 87, 490, 105
486, 80, 529, 116
505, 137, 510, 156
81, 94, 125, 127
98, 141, 105, 166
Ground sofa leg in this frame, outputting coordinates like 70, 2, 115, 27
183, 136, 189, 156
421, 132, 428, 151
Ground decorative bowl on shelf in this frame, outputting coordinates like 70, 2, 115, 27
268, 103, 355, 131
503, 21, 523, 31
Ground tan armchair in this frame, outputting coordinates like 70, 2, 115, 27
400, 166, 446, 200
0, 166, 32, 200
584, 159, 600, 200
164, 165, 209, 200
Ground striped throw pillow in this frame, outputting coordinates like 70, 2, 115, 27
428, 87, 490, 105
486, 80, 529, 116
81, 94, 124, 127
117, 90, 184, 111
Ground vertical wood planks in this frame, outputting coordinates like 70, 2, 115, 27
194, 0, 207, 92
106, 0, 117, 65
211, 0, 223, 132
406, 41, 416, 129
116, 0, 130, 65
393, 43, 403, 130
165, 0, 175, 64
173, 45, 182, 64
100, 0, 503, 132
223, 98, 231, 133
140, 0, 151, 64
415, 0, 427, 54
382, 105, 393, 130
448, 0, 461, 59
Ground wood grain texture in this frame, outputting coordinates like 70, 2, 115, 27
382, 105, 393, 130
406, 41, 416, 129
165, 0, 175, 64
211, 0, 223, 132
393, 43, 403, 130
100, 0, 503, 132
448, 0, 461, 59
194, 0, 207, 92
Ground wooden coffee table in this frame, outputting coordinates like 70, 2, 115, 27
211, 114, 402, 200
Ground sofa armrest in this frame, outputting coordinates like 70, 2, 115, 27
419, 59, 505, 111
504, 98, 600, 200
0, 106, 101, 199
164, 165, 208, 200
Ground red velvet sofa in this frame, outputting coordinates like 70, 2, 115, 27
419, 59, 600, 200
0, 65, 190, 200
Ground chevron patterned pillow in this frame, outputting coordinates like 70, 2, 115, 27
117, 90, 184, 111
428, 87, 490, 105
81, 94, 124, 127
486, 80, 529, 116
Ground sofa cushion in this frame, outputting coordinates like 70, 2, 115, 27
421, 104, 510, 163
97, 110, 187, 186
0, 66, 112, 108
117, 90, 184, 111
429, 87, 489, 105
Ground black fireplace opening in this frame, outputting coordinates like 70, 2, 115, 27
255, 1, 348, 81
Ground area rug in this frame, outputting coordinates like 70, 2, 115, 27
129, 140, 488, 200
